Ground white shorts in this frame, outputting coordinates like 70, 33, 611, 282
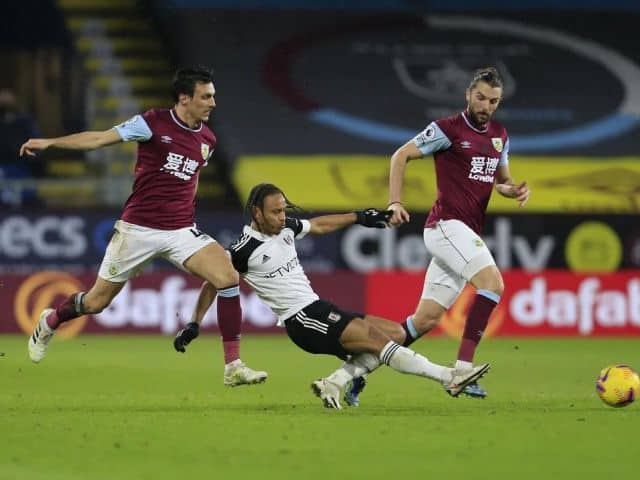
421, 219, 496, 308
98, 220, 216, 283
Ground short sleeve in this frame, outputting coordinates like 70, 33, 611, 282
228, 233, 262, 274
412, 121, 452, 155
113, 114, 153, 142
499, 137, 509, 166
285, 217, 311, 239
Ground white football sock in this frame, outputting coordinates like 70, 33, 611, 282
380, 341, 451, 383
327, 353, 380, 388
455, 360, 473, 371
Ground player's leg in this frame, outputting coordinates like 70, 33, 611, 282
337, 292, 488, 404
460, 264, 503, 368
28, 221, 154, 363
406, 257, 462, 342
339, 317, 454, 383
333, 314, 404, 406
423, 220, 501, 397
287, 301, 487, 408
283, 301, 353, 409
326, 313, 412, 406
182, 239, 267, 386
340, 316, 489, 399
29, 277, 125, 363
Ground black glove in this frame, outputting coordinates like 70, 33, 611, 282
355, 208, 392, 228
174, 322, 200, 353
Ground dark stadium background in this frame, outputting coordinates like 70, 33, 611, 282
1, 2, 639, 479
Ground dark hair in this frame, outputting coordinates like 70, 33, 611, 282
172, 67, 214, 102
245, 183, 300, 222
468, 67, 503, 90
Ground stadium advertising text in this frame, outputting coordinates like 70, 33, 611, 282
367, 271, 640, 336
3, 212, 640, 273
3, 270, 640, 338
342, 217, 554, 271
0, 215, 86, 259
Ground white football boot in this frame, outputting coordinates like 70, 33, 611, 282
223, 360, 268, 387
28, 308, 55, 363
311, 378, 342, 410
443, 363, 491, 397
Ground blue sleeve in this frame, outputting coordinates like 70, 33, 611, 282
412, 122, 452, 155
113, 114, 153, 142
499, 137, 509, 166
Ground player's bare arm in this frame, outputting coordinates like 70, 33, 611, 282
494, 164, 530, 207
174, 281, 218, 352
309, 209, 391, 235
19, 128, 122, 156
388, 140, 423, 226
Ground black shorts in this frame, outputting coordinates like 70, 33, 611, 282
284, 299, 363, 360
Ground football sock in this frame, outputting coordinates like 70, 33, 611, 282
457, 289, 499, 363
46, 292, 86, 329
400, 315, 419, 346
217, 285, 242, 364
380, 341, 450, 382
455, 360, 473, 371
327, 353, 380, 388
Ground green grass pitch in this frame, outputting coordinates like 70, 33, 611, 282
1, 334, 638, 479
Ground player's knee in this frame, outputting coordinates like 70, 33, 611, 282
472, 266, 504, 297
217, 267, 239, 288
484, 272, 504, 296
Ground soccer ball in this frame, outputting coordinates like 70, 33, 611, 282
595, 364, 640, 408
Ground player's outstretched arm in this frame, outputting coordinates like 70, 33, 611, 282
174, 281, 218, 353
388, 140, 423, 226
20, 129, 122, 156
308, 209, 392, 235
494, 165, 530, 207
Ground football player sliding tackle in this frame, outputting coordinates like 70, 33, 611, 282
174, 183, 490, 409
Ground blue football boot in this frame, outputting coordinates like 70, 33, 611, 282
461, 381, 487, 398
343, 376, 367, 407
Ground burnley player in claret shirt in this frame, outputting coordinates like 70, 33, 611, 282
383, 66, 531, 400
20, 67, 267, 387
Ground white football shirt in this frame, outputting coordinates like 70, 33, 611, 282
228, 218, 319, 325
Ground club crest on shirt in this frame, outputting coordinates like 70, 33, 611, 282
201, 143, 210, 160
491, 138, 503, 153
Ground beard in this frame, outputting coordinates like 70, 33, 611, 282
469, 108, 491, 126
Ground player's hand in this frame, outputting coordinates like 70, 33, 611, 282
355, 208, 392, 228
514, 181, 530, 207
19, 138, 52, 157
174, 322, 200, 353
497, 181, 530, 207
387, 202, 410, 226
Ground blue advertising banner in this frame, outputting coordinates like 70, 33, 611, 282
2, 210, 639, 273
0, 210, 340, 273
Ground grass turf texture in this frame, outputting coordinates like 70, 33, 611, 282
1, 334, 638, 480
